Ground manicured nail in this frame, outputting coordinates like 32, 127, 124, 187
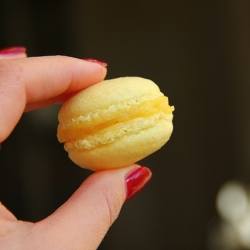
82, 58, 107, 67
0, 46, 26, 55
125, 167, 152, 201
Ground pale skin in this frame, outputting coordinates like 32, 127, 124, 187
0, 53, 139, 249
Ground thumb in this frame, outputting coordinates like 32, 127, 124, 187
31, 165, 152, 250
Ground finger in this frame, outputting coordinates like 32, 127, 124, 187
0, 202, 34, 249
0, 56, 107, 142
0, 46, 27, 60
29, 165, 151, 250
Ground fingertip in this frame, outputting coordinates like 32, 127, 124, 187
0, 46, 27, 60
125, 166, 152, 201
82, 58, 108, 67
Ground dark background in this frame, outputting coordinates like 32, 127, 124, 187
1, 1, 250, 249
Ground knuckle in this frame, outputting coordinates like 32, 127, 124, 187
0, 59, 24, 85
100, 184, 124, 226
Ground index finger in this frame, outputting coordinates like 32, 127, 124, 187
0, 55, 107, 142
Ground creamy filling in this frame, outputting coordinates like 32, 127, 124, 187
64, 113, 173, 151
58, 95, 174, 143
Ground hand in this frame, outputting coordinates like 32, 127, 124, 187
0, 47, 152, 250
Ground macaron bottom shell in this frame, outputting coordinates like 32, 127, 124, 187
65, 114, 173, 171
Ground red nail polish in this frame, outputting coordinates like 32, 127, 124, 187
82, 58, 107, 67
125, 167, 152, 201
0, 46, 26, 55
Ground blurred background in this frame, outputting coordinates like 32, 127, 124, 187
0, 1, 250, 249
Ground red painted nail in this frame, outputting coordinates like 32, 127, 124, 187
82, 58, 107, 67
125, 167, 152, 201
0, 46, 26, 55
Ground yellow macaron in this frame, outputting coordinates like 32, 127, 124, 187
57, 77, 174, 171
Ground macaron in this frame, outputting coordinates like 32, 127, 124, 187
57, 77, 174, 171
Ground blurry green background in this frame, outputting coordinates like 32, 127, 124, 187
1, 1, 250, 249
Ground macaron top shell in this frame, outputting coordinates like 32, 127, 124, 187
59, 77, 165, 119
57, 77, 174, 171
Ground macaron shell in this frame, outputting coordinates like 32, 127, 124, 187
66, 114, 173, 171
58, 77, 162, 122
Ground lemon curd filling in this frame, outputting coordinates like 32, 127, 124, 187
58, 95, 174, 143
65, 113, 173, 150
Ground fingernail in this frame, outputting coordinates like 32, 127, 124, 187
82, 58, 107, 67
125, 167, 152, 201
0, 46, 26, 55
